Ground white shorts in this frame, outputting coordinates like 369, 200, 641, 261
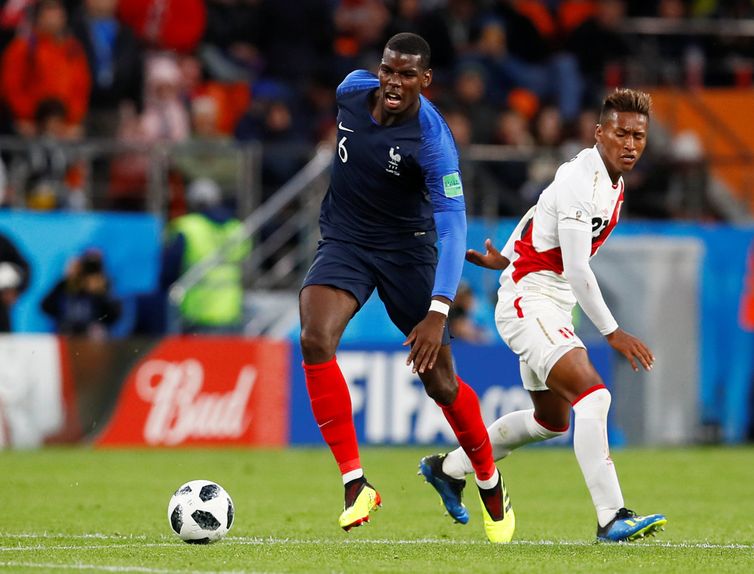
495, 291, 585, 391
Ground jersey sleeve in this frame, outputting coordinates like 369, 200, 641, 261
417, 97, 466, 213
432, 210, 466, 300
336, 70, 379, 99
560, 227, 619, 335
555, 173, 594, 232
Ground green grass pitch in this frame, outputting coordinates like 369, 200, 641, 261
2, 446, 753, 573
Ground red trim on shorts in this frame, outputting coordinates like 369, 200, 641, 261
533, 414, 570, 433
571, 383, 607, 406
513, 296, 524, 318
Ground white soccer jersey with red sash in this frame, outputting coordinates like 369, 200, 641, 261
500, 146, 624, 309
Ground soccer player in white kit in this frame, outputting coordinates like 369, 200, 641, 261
419, 88, 667, 542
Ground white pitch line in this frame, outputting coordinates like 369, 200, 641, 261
0, 534, 752, 551
0, 534, 152, 540
0, 561, 260, 574
0, 543, 176, 552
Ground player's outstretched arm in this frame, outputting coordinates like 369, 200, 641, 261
605, 328, 655, 373
465, 239, 510, 270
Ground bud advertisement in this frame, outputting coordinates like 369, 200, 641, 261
96, 337, 289, 447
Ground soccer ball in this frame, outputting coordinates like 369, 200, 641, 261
167, 480, 235, 544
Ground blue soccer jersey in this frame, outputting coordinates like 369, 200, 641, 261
319, 70, 466, 251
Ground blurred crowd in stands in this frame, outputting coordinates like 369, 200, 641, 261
0, 0, 750, 219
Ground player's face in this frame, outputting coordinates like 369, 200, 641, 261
376, 49, 432, 119
595, 111, 648, 180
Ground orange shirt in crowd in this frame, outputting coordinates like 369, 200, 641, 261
1, 32, 92, 125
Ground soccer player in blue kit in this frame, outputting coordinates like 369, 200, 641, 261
298, 33, 514, 543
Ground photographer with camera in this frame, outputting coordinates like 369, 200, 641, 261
41, 248, 121, 339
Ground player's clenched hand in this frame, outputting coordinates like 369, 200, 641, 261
403, 312, 446, 374
605, 328, 655, 372
465, 239, 510, 271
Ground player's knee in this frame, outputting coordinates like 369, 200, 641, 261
572, 387, 611, 420
532, 413, 570, 437
299, 328, 337, 363
420, 371, 457, 405
427, 384, 455, 405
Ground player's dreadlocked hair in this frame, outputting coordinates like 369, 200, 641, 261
385, 33, 431, 69
600, 88, 652, 122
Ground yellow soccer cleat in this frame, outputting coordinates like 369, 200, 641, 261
477, 472, 515, 543
338, 480, 382, 531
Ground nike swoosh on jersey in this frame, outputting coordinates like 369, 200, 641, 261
338, 122, 355, 133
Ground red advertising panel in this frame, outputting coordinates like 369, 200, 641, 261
96, 337, 289, 447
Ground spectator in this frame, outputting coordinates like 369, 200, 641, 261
666, 130, 713, 219
235, 86, 308, 200
107, 54, 189, 211
442, 106, 500, 217
447, 60, 497, 143
0, 232, 30, 332
520, 105, 565, 202
117, 0, 206, 54
460, 15, 583, 120
565, 0, 632, 106
172, 95, 241, 199
12, 98, 87, 211
493, 0, 557, 65
138, 54, 191, 143
442, 0, 483, 60
71, 0, 144, 137
41, 248, 121, 339
235, 89, 308, 270
332, 0, 389, 76
489, 108, 535, 215
300, 69, 338, 143
161, 178, 250, 334
383, 0, 457, 75
0, 0, 91, 136
560, 107, 599, 159
493, 107, 535, 148
200, 0, 263, 83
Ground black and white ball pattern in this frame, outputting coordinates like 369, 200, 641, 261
167, 480, 235, 543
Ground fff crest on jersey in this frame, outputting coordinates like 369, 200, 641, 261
386, 146, 402, 176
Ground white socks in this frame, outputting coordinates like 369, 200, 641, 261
474, 468, 500, 490
440, 390, 624, 528
572, 387, 624, 527
342, 468, 364, 485
441, 409, 567, 480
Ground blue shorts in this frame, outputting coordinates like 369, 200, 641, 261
302, 239, 450, 344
